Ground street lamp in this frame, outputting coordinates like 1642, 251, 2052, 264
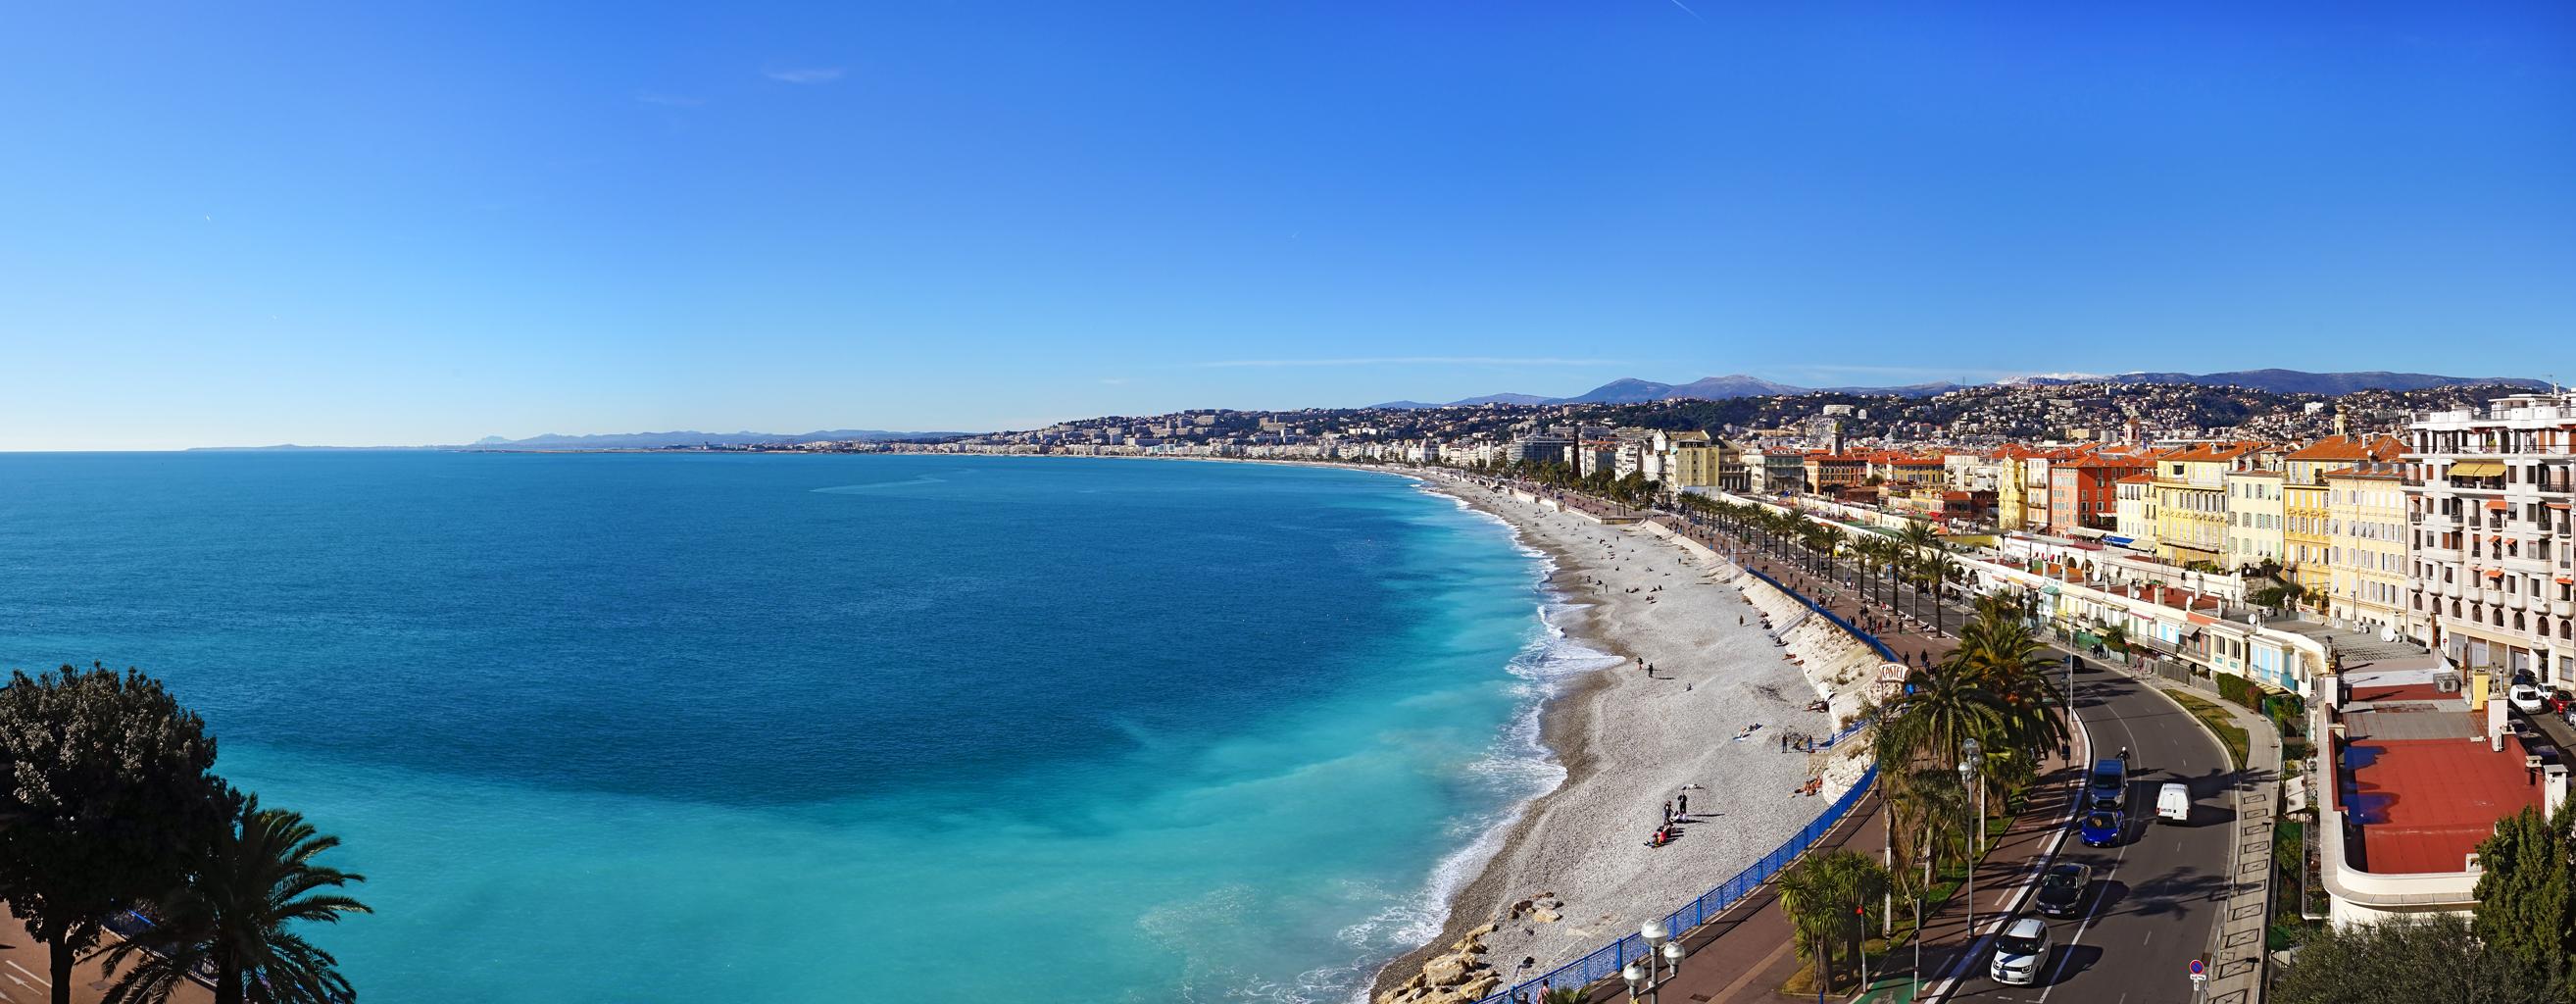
1622, 920, 1684, 1004
1958, 737, 1984, 943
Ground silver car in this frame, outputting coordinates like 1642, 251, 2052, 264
1990, 915, 2052, 986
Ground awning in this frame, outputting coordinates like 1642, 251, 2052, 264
2486, 568, 2505, 578
2488, 499, 2511, 511
2559, 577, 2574, 585
2451, 460, 2506, 477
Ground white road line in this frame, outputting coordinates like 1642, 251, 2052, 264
2039, 823, 2133, 1001
3, 962, 47, 988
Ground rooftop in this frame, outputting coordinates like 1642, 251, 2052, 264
2339, 731, 2543, 875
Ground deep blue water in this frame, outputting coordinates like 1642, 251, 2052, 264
0, 453, 1575, 1002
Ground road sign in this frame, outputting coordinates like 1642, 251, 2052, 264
2189, 959, 2204, 977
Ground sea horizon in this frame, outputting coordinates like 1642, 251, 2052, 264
0, 451, 1585, 1002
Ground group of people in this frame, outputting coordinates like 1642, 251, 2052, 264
1649, 788, 1697, 847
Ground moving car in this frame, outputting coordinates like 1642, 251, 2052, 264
1990, 915, 2053, 986
2080, 809, 2122, 846
2087, 758, 2127, 810
2034, 862, 2093, 918
2511, 682, 2548, 715
2156, 781, 2191, 823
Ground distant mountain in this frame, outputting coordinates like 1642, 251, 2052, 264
467, 429, 970, 449
1370, 369, 2541, 410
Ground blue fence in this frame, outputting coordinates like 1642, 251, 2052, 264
1474, 765, 1879, 1004
1738, 565, 1901, 665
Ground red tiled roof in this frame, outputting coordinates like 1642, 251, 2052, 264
2345, 735, 2544, 875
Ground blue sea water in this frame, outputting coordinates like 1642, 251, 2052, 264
0, 452, 1590, 1003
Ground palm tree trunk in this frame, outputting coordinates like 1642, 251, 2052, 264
219, 957, 246, 1004
45, 922, 73, 1004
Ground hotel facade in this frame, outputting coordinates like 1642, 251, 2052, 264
2403, 393, 2576, 683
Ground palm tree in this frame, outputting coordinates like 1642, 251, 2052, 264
100, 790, 372, 1004
1819, 526, 1850, 589
1777, 856, 1844, 992
1818, 850, 1892, 980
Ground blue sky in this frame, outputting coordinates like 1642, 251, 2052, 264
3, 3, 2572, 448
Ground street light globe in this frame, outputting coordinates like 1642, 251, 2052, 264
1622, 963, 1645, 985
1661, 940, 1685, 964
1961, 736, 1982, 763
1640, 919, 1669, 945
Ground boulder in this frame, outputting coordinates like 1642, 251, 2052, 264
1467, 920, 1499, 939
1530, 907, 1561, 924
1423, 955, 1471, 986
1458, 974, 1503, 999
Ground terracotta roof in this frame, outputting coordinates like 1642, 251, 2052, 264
2288, 434, 2403, 463
2325, 464, 2405, 480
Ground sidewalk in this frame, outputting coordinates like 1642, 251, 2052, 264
2199, 696, 2282, 1004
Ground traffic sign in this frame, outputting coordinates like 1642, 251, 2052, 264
2189, 959, 2204, 977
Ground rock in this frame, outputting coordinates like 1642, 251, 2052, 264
1423, 956, 1471, 986
1530, 907, 1561, 924
1458, 974, 1503, 998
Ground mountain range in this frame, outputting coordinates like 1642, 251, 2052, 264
1370, 369, 2546, 409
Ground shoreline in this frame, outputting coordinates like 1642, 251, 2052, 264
1362, 472, 1882, 1004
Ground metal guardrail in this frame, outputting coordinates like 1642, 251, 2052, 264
1475, 765, 1879, 1004
1740, 565, 1903, 664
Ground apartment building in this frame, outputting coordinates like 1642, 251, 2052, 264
2153, 443, 2265, 566
1805, 453, 1869, 493
2051, 454, 2150, 533
2283, 436, 2402, 602
2327, 462, 2409, 636
2403, 392, 2576, 682
2225, 468, 2288, 571
2114, 473, 2158, 551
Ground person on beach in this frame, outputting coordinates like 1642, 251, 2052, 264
1676, 791, 1689, 818
1661, 800, 1673, 825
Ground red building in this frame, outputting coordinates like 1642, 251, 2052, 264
2050, 454, 2152, 532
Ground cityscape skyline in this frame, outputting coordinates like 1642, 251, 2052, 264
5, 3, 2573, 450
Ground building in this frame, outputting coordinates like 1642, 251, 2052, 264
1653, 430, 1728, 488
2051, 454, 2150, 533
1992, 446, 2036, 532
2403, 393, 2576, 683
1506, 435, 1572, 468
2224, 469, 2287, 572
2153, 443, 2266, 567
1804, 453, 1869, 493
2326, 461, 2409, 637
2285, 436, 2403, 604
2113, 473, 2159, 551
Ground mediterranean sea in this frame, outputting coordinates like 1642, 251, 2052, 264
0, 452, 1583, 1003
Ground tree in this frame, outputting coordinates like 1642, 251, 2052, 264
2274, 913, 2563, 1004
100, 788, 371, 1004
2472, 804, 2576, 977
1776, 856, 1844, 992
0, 665, 221, 1004
1816, 849, 1891, 979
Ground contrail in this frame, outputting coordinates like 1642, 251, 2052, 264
1665, 0, 1704, 20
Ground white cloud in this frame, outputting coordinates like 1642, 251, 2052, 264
1189, 357, 1622, 369
764, 67, 845, 84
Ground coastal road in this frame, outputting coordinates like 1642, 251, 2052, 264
1933, 656, 2235, 1004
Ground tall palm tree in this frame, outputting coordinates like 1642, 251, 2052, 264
1819, 526, 1850, 588
1817, 850, 1892, 979
100, 791, 371, 1004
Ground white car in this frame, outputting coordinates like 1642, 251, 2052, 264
2511, 683, 2547, 714
1991, 915, 2052, 986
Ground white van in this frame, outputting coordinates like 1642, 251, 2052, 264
2156, 782, 2190, 823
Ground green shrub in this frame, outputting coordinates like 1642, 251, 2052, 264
2217, 674, 2257, 710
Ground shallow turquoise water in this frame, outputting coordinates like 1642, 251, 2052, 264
0, 453, 1578, 1002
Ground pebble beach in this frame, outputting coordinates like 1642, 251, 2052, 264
1369, 476, 1885, 1004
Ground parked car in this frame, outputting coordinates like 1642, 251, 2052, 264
2511, 683, 2548, 715
2087, 758, 2128, 810
2156, 781, 2192, 823
1990, 915, 2053, 986
2035, 862, 2093, 917
2080, 809, 2123, 846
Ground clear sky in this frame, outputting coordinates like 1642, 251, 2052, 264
4, 3, 2572, 448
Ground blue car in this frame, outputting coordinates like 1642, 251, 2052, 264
2080, 809, 2122, 847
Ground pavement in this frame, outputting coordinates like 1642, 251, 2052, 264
0, 904, 213, 1004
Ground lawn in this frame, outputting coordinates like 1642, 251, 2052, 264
2165, 687, 2251, 769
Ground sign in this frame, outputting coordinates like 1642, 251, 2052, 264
2189, 959, 2204, 977
1873, 662, 1908, 699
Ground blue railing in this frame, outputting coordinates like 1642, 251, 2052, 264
1737, 565, 1902, 664
1475, 765, 1879, 1004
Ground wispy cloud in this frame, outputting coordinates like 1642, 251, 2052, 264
1190, 357, 1623, 369
1663, 0, 1705, 21
764, 67, 845, 84
635, 92, 706, 108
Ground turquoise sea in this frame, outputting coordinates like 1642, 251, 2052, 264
0, 453, 1591, 1003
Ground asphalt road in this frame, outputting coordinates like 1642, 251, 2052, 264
1941, 657, 2238, 1004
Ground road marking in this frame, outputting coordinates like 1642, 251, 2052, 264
3, 962, 46, 988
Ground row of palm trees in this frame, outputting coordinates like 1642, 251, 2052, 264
1668, 495, 1964, 635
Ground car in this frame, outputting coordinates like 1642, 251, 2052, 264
2034, 862, 2093, 917
2080, 809, 2122, 846
2156, 781, 2192, 823
2511, 683, 2547, 714
1990, 915, 2053, 986
2087, 757, 2127, 810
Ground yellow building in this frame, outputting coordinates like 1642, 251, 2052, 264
1992, 446, 2034, 531
1657, 430, 1727, 487
2282, 435, 2400, 603
2326, 463, 2409, 634
2152, 443, 2262, 566
2224, 469, 2287, 571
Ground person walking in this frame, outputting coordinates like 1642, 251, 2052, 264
1661, 799, 1674, 826
1675, 791, 1689, 818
